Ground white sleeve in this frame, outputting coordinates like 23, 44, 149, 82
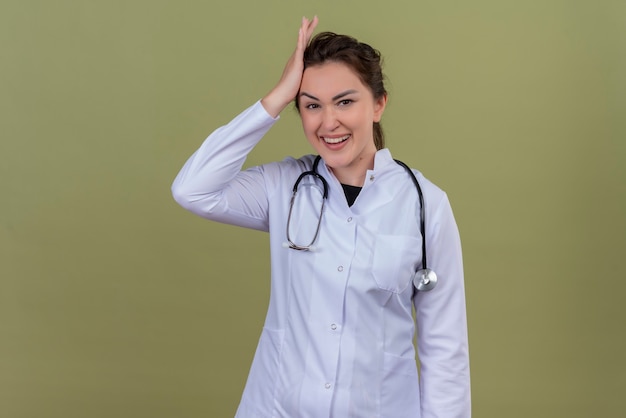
171, 101, 278, 231
414, 192, 471, 417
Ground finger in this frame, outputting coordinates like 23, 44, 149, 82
294, 17, 307, 52
300, 17, 312, 49
296, 27, 304, 51
308, 15, 318, 33
305, 15, 318, 40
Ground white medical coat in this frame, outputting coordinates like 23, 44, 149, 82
172, 101, 471, 417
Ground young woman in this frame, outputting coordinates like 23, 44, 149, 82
172, 17, 471, 418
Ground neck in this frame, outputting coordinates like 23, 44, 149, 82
331, 170, 365, 187
329, 155, 375, 187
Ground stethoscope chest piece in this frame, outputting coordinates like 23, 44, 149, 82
413, 268, 438, 292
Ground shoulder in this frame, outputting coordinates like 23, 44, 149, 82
385, 150, 451, 212
413, 170, 447, 203
382, 150, 445, 197
261, 154, 316, 173
252, 154, 317, 186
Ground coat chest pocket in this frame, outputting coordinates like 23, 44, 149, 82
371, 234, 422, 293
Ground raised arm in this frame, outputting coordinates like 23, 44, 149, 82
262, 16, 318, 117
171, 17, 318, 230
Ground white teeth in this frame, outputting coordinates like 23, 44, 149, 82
322, 134, 350, 144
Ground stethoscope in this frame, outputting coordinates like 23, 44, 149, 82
285, 156, 438, 292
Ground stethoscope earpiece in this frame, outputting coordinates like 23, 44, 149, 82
413, 268, 438, 292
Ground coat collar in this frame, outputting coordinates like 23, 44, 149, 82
316, 148, 401, 213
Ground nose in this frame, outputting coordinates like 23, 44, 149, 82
321, 107, 339, 131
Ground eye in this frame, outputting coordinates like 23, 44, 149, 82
305, 103, 320, 109
337, 99, 353, 106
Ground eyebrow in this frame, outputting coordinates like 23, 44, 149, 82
299, 89, 359, 102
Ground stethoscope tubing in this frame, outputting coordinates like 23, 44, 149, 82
286, 156, 328, 250
393, 159, 429, 272
286, 155, 437, 291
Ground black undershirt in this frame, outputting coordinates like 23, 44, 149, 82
341, 184, 362, 207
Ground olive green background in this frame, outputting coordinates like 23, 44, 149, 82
1, 0, 625, 417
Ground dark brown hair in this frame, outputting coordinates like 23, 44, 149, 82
295, 32, 387, 150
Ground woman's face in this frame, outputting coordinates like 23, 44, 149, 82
298, 61, 387, 185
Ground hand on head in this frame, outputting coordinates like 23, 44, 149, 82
261, 16, 318, 118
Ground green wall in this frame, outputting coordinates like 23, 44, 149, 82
2, 1, 625, 417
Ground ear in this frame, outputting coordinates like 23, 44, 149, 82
373, 93, 388, 122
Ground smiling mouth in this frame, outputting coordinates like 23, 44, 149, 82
321, 134, 351, 144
